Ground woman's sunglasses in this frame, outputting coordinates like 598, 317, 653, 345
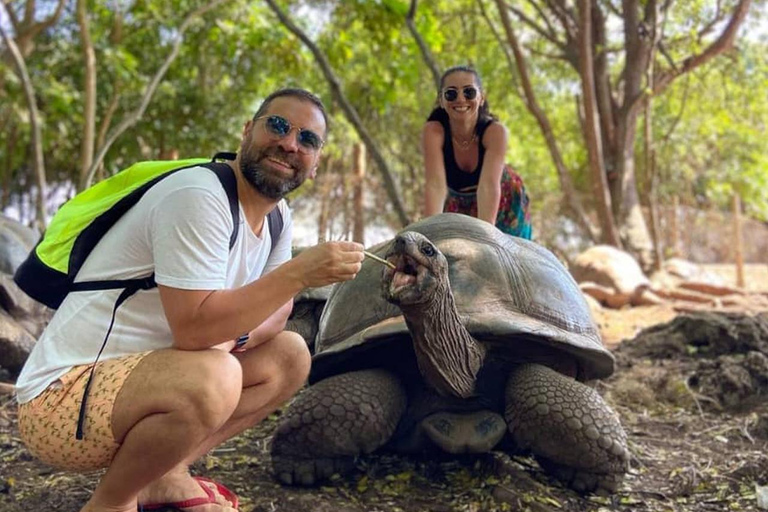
254, 115, 325, 154
443, 86, 479, 102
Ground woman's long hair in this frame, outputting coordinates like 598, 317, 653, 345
431, 65, 497, 135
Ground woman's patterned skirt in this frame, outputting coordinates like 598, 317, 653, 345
444, 165, 532, 239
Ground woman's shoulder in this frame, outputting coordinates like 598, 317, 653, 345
481, 120, 509, 147
423, 118, 445, 147
423, 110, 446, 139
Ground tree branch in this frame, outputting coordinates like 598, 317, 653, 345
406, 0, 441, 91
5, 0, 20, 29
38, 0, 67, 34
649, 0, 751, 108
264, 0, 410, 227
83, 0, 230, 189
0, 2, 47, 228
508, 2, 565, 49
599, 0, 622, 17
477, 0, 522, 96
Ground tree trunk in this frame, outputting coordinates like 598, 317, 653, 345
494, 0, 598, 241
577, 0, 621, 246
317, 158, 334, 243
732, 194, 744, 288
0, 8, 47, 229
265, 0, 410, 228
670, 195, 680, 257
644, 99, 663, 271
506, 0, 750, 265
76, 0, 97, 187
341, 171, 351, 241
2, 123, 18, 209
612, 0, 751, 268
611, 114, 654, 269
352, 143, 366, 244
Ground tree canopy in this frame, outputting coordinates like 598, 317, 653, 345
1, 0, 766, 260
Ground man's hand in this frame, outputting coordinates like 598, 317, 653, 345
291, 241, 365, 288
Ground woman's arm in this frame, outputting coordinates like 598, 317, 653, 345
477, 122, 508, 225
422, 121, 448, 217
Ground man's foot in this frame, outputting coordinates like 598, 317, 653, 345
138, 471, 238, 511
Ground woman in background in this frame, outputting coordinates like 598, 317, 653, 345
422, 65, 532, 239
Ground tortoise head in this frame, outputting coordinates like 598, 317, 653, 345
382, 231, 449, 307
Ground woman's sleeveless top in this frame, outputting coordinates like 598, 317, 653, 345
426, 108, 494, 191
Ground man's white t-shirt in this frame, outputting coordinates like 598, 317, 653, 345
15, 166, 293, 403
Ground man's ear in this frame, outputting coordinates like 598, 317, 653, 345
242, 120, 253, 138
309, 165, 318, 180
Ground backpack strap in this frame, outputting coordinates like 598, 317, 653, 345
75, 275, 156, 439
201, 160, 240, 250
266, 206, 284, 254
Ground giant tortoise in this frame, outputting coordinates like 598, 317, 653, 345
271, 214, 629, 493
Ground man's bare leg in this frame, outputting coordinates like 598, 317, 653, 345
77, 347, 243, 512
188, 331, 311, 461
133, 331, 310, 509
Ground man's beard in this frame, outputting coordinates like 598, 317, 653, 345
239, 145, 308, 200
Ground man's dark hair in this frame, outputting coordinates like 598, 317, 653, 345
253, 88, 329, 134
435, 65, 496, 132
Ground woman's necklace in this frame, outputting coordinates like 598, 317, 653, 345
452, 133, 477, 150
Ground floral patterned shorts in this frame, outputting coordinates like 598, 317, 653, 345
17, 352, 150, 472
444, 165, 532, 239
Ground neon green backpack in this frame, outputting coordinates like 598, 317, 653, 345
14, 152, 283, 309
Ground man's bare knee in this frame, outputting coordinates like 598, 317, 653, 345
273, 331, 311, 388
180, 351, 243, 430
113, 350, 243, 439
241, 331, 310, 394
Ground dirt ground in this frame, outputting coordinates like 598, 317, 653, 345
1, 265, 766, 512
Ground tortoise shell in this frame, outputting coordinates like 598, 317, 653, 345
310, 214, 613, 383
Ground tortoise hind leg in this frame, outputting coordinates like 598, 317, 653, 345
504, 363, 630, 493
271, 369, 407, 486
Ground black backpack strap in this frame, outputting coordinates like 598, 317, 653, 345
76, 275, 157, 439
266, 206, 284, 254
201, 160, 240, 250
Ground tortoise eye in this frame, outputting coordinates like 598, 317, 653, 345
421, 244, 436, 257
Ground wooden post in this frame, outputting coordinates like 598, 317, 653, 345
732, 193, 745, 288
317, 160, 332, 243
352, 143, 366, 244
670, 195, 680, 257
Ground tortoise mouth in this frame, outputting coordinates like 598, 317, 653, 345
383, 253, 424, 302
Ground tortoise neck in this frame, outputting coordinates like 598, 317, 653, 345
403, 281, 486, 398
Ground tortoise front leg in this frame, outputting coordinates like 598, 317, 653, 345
271, 369, 407, 486
504, 363, 630, 493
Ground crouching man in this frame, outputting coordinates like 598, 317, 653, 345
15, 88, 363, 512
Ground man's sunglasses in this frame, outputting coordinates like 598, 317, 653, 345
254, 115, 325, 154
443, 86, 479, 102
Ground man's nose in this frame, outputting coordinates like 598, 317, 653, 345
277, 129, 300, 153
